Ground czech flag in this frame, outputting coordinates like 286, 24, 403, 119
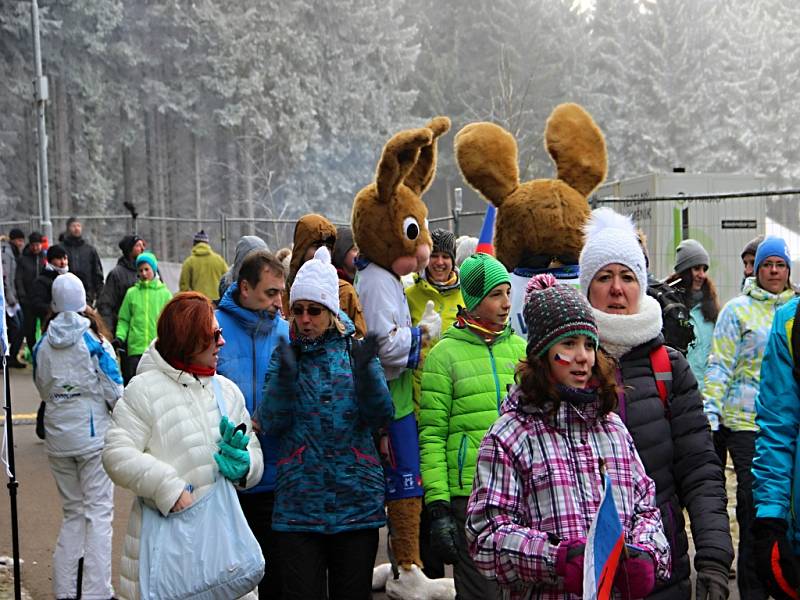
475, 205, 496, 255
583, 473, 625, 600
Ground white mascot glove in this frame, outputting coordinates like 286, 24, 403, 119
418, 300, 442, 345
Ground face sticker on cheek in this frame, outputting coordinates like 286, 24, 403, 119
553, 353, 572, 366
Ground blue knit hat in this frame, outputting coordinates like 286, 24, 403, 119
755, 236, 791, 273
136, 252, 158, 274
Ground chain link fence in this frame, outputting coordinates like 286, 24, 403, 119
6, 188, 799, 304
0, 215, 353, 266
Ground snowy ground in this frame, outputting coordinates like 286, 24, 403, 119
0, 558, 32, 600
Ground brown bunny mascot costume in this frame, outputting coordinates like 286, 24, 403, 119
353, 117, 456, 599
454, 103, 607, 338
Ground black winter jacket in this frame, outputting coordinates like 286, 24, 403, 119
30, 269, 59, 321
62, 235, 104, 304
97, 256, 138, 332
615, 335, 733, 600
14, 245, 47, 305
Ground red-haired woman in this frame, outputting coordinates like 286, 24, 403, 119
102, 292, 264, 600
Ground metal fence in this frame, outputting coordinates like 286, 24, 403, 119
0, 214, 353, 265
5, 188, 800, 305
0, 210, 483, 266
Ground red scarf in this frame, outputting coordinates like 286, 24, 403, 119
168, 358, 216, 377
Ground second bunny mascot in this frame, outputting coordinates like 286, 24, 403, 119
353, 117, 455, 599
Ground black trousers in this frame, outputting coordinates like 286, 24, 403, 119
276, 528, 379, 600
122, 354, 142, 386
6, 311, 24, 362
713, 426, 767, 600
20, 304, 37, 353
451, 496, 499, 600
238, 491, 283, 600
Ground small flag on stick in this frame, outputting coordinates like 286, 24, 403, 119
475, 205, 496, 255
583, 472, 625, 600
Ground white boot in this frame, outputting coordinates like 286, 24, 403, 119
372, 562, 393, 591
385, 564, 456, 600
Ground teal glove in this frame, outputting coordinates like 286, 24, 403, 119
219, 416, 250, 450
214, 442, 250, 483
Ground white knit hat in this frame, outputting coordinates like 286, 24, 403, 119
578, 207, 648, 299
51, 273, 87, 313
290, 246, 340, 315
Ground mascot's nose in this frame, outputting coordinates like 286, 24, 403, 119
416, 243, 431, 270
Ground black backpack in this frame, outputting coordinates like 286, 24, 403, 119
647, 279, 695, 356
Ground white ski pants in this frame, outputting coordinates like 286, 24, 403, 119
48, 450, 114, 599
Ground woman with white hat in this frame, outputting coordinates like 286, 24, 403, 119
258, 246, 394, 600
579, 208, 733, 600
33, 273, 123, 600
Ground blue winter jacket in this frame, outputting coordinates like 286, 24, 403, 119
753, 296, 800, 552
258, 313, 394, 534
215, 283, 289, 494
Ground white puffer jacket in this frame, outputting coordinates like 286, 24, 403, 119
102, 341, 264, 600
34, 311, 123, 457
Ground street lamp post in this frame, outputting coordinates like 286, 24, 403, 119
31, 0, 52, 242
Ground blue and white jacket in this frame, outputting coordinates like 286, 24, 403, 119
216, 282, 289, 494
259, 312, 394, 534
753, 296, 800, 552
33, 311, 123, 457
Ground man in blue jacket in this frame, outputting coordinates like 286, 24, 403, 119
215, 249, 289, 599
753, 296, 800, 600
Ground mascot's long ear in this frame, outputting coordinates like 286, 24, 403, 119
376, 127, 434, 204
545, 103, 607, 198
404, 116, 451, 195
454, 122, 519, 207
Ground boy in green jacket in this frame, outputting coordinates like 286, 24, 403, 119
115, 252, 172, 383
419, 252, 526, 600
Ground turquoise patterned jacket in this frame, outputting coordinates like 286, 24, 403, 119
259, 312, 394, 533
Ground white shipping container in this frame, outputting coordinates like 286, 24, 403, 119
594, 173, 766, 304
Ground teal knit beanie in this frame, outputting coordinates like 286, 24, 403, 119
459, 252, 510, 311
136, 252, 158, 274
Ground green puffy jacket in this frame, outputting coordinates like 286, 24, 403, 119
419, 323, 526, 504
116, 279, 173, 356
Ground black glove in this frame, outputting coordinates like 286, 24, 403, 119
351, 332, 379, 373
112, 337, 125, 352
753, 518, 800, 600
695, 560, 730, 600
277, 339, 298, 385
428, 501, 459, 565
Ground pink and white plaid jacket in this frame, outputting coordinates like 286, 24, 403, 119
466, 386, 671, 600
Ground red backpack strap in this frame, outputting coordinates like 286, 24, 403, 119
649, 345, 673, 414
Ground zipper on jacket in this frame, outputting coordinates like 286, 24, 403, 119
488, 346, 502, 413
457, 434, 468, 488
251, 330, 258, 414
89, 407, 95, 437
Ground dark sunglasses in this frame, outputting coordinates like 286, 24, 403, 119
292, 305, 324, 317
213, 327, 223, 343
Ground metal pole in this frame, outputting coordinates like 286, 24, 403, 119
31, 0, 52, 242
453, 187, 463, 237
3, 360, 23, 600
220, 214, 228, 262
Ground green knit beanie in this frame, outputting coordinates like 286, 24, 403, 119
459, 252, 510, 311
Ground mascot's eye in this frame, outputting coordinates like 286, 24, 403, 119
403, 216, 420, 241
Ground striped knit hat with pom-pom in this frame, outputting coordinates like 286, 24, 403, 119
523, 274, 599, 358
